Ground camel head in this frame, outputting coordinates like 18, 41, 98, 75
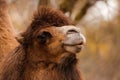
16, 7, 86, 67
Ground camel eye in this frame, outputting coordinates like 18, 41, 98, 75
37, 31, 52, 44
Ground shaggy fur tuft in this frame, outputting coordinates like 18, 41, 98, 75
32, 6, 72, 28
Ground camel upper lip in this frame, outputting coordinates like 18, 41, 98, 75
63, 42, 84, 46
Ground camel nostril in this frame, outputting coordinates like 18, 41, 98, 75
79, 41, 83, 45
67, 29, 78, 34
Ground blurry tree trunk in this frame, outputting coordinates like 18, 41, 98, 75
59, 0, 101, 21
71, 0, 99, 21
38, 0, 50, 7
60, 0, 78, 13
38, 0, 104, 21
38, 0, 59, 9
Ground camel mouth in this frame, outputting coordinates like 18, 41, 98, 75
63, 41, 84, 46
63, 43, 83, 54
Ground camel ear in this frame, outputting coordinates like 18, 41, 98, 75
16, 34, 24, 44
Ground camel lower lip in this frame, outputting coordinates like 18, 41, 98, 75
63, 44, 83, 54
76, 45, 82, 49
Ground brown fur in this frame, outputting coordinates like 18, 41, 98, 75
0, 6, 82, 80
0, 0, 18, 63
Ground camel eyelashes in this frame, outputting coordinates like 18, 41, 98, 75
37, 31, 52, 44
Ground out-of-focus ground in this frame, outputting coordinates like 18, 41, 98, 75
7, 0, 120, 80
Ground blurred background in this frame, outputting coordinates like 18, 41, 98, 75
6, 0, 120, 80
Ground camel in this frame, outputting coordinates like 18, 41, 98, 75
0, 1, 86, 80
